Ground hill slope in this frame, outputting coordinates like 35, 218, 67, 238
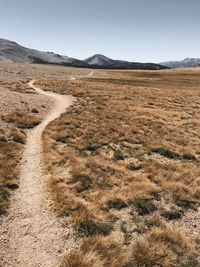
0, 38, 86, 67
160, 58, 200, 68
0, 38, 167, 70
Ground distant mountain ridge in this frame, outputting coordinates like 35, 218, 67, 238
0, 38, 86, 67
0, 38, 167, 70
84, 54, 167, 70
160, 58, 200, 68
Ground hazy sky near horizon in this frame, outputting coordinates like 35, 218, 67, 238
0, 0, 200, 62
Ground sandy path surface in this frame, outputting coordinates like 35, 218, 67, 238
0, 81, 75, 267
70, 70, 95, 80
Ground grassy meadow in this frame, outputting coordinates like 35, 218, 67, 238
38, 69, 200, 266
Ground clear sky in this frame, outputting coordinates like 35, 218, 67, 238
0, 0, 200, 63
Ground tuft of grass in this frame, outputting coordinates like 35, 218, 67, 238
74, 175, 92, 193
113, 149, 124, 160
77, 219, 112, 237
161, 209, 182, 220
175, 199, 195, 209
2, 111, 41, 129
127, 162, 143, 171
59, 236, 127, 267
152, 147, 180, 159
0, 139, 23, 215
85, 143, 101, 153
131, 225, 195, 267
0, 188, 10, 215
10, 129, 26, 144
132, 238, 177, 267
107, 198, 127, 210
133, 198, 157, 215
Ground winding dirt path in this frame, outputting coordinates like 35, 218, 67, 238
1, 81, 75, 267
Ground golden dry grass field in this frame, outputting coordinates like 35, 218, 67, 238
1, 61, 200, 266
37, 68, 200, 266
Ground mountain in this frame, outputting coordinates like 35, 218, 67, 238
84, 54, 116, 66
84, 54, 167, 70
0, 38, 87, 67
160, 58, 200, 68
0, 38, 168, 70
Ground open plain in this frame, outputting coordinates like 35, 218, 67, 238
0, 61, 200, 266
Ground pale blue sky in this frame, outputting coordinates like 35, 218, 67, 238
0, 0, 200, 62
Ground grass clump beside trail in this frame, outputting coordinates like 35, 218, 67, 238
41, 69, 200, 266
131, 225, 198, 267
133, 198, 157, 215
0, 137, 23, 215
107, 198, 127, 210
74, 174, 92, 193
2, 110, 41, 129
77, 219, 112, 237
60, 225, 198, 267
0, 100, 42, 214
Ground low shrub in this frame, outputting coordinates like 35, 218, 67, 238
107, 198, 127, 210
77, 219, 112, 237
75, 175, 92, 192
133, 198, 157, 215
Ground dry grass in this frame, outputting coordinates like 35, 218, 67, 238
131, 225, 197, 267
60, 224, 197, 267
0, 109, 42, 215
0, 108, 40, 215
60, 235, 128, 267
40, 69, 200, 265
0, 128, 24, 214
2, 110, 42, 129
0, 72, 46, 215
0, 80, 34, 93
0, 60, 92, 85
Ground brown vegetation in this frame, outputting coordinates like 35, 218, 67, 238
40, 69, 200, 265
0, 128, 24, 215
0, 71, 47, 215
0, 106, 41, 214
2, 110, 42, 129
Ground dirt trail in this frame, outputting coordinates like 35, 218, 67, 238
70, 70, 95, 80
0, 81, 75, 266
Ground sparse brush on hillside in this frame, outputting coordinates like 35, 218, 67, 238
40, 70, 200, 266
